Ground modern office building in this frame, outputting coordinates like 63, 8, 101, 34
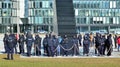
74, 0, 120, 34
0, 0, 120, 34
0, 0, 19, 33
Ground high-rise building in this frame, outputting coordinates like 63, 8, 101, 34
0, 0, 120, 34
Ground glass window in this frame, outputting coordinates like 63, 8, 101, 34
110, 1, 116, 8
49, 1, 53, 8
109, 17, 113, 24
0, 17, 1, 24
39, 17, 43, 24
42, 1, 49, 8
75, 9, 78, 16
40, 2, 42, 8
0, 2, 1, 8
0, 10, 1, 16
116, 1, 120, 8
78, 10, 85, 16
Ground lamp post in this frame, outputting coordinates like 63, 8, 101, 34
17, 0, 20, 34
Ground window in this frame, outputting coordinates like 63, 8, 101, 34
109, 18, 113, 24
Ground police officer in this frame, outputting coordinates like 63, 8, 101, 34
98, 34, 105, 56
106, 34, 113, 56
18, 34, 25, 54
95, 33, 101, 55
43, 34, 49, 56
83, 34, 90, 56
6, 34, 14, 60
71, 35, 79, 56
78, 34, 82, 46
61, 35, 69, 56
34, 34, 42, 56
3, 33, 8, 53
25, 33, 34, 57
47, 34, 54, 57
52, 35, 59, 56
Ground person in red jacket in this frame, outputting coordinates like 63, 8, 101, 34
117, 36, 120, 51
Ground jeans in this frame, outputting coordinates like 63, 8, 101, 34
118, 45, 120, 51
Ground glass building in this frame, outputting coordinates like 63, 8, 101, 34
0, 0, 120, 34
0, 0, 19, 33
27, 0, 53, 33
74, 0, 120, 34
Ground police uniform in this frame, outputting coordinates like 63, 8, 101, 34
78, 34, 82, 46
95, 33, 101, 55
61, 35, 69, 56
6, 34, 14, 60
52, 35, 59, 56
106, 34, 113, 56
43, 34, 49, 56
83, 34, 90, 56
47, 34, 54, 57
18, 34, 25, 54
71, 35, 79, 56
25, 34, 34, 56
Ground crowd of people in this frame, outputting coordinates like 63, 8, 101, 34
3, 32, 120, 60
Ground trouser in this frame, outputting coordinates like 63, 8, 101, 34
73, 44, 79, 56
34, 45, 41, 56
44, 45, 48, 56
7, 53, 13, 60
7, 49, 14, 60
99, 45, 104, 55
48, 46, 54, 57
4, 43, 7, 53
83, 44, 89, 55
19, 44, 24, 54
107, 45, 112, 56
27, 46, 32, 56
118, 45, 120, 51
95, 45, 99, 55
63, 45, 69, 56
14, 45, 17, 54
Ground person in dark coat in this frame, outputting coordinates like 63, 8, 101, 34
106, 34, 113, 56
25, 33, 34, 57
114, 35, 117, 49
72, 35, 79, 56
52, 35, 59, 56
43, 34, 49, 56
11, 34, 18, 54
95, 33, 101, 55
47, 34, 54, 57
61, 35, 69, 56
18, 34, 25, 54
99, 34, 106, 56
83, 34, 90, 56
6, 34, 15, 60
3, 33, 8, 53
78, 34, 82, 46
34, 34, 42, 56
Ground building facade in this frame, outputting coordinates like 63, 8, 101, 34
0, 0, 120, 34
0, 0, 19, 33
74, 0, 120, 34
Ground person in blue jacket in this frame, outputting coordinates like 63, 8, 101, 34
83, 34, 90, 56
25, 33, 34, 57
6, 34, 15, 60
